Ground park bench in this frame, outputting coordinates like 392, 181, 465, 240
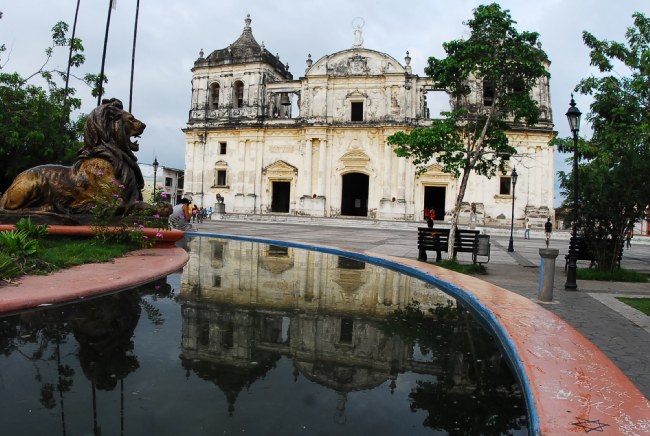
417, 227, 489, 264
564, 236, 623, 270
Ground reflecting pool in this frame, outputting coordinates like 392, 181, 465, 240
0, 236, 528, 435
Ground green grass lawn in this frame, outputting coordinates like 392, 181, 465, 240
37, 237, 137, 269
435, 259, 487, 275
2, 237, 137, 280
616, 297, 650, 316
577, 268, 648, 282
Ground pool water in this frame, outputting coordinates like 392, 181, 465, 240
0, 236, 528, 435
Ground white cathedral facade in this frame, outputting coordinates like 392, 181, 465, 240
183, 15, 555, 225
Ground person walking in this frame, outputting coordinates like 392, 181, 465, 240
625, 230, 633, 248
544, 218, 552, 247
524, 219, 531, 239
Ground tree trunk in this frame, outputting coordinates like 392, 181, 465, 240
447, 168, 472, 259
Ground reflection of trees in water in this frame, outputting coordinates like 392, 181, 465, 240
0, 277, 176, 409
0, 308, 76, 411
383, 301, 528, 435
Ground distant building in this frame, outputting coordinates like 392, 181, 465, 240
183, 15, 555, 224
140, 163, 184, 205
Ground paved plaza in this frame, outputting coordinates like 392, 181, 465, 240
191, 217, 650, 400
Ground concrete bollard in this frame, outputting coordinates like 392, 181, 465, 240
538, 248, 560, 302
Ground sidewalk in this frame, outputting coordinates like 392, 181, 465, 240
192, 218, 650, 400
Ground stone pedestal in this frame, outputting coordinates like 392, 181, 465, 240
538, 248, 559, 302
214, 202, 225, 219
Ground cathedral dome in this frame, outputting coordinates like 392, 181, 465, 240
195, 14, 292, 79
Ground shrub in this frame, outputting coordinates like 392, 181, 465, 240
0, 251, 21, 280
0, 230, 39, 257
14, 217, 49, 239
90, 175, 169, 248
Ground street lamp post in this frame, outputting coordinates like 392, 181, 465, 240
152, 157, 159, 203
564, 95, 581, 290
507, 167, 518, 252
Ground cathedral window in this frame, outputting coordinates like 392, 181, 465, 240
215, 170, 227, 186
214, 161, 228, 187
483, 80, 495, 106
340, 318, 354, 344
210, 83, 220, 109
510, 78, 525, 94
499, 176, 512, 196
351, 101, 363, 121
233, 80, 244, 108
212, 243, 224, 260
220, 323, 234, 349
219, 141, 227, 155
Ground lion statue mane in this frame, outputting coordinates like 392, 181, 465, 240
0, 98, 146, 215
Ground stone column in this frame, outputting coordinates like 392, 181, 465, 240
317, 139, 327, 196
383, 142, 392, 200
391, 272, 400, 305
377, 268, 387, 304
538, 248, 559, 302
238, 140, 246, 194
254, 139, 264, 212
535, 146, 543, 207
248, 141, 257, 189
249, 140, 259, 212
307, 251, 318, 301
299, 250, 308, 300
304, 139, 312, 197
397, 157, 406, 200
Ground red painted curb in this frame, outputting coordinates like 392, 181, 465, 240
0, 246, 189, 315
0, 224, 185, 246
0, 224, 189, 314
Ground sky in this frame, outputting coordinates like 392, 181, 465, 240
1, 0, 648, 206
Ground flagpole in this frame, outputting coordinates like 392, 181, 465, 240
97, 0, 114, 106
128, 0, 141, 112
63, 0, 81, 109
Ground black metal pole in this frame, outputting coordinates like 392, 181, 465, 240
565, 130, 579, 289
128, 0, 141, 112
63, 0, 81, 109
97, 0, 114, 106
507, 175, 516, 252
153, 169, 157, 203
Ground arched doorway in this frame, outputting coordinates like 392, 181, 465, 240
341, 173, 369, 216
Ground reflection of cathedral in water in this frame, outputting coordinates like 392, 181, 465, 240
180, 237, 458, 414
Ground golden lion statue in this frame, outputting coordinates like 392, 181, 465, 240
0, 98, 146, 215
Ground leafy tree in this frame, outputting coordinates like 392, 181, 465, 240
0, 21, 101, 191
557, 12, 650, 271
388, 3, 549, 257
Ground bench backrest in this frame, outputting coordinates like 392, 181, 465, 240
454, 229, 480, 252
418, 227, 450, 246
418, 227, 480, 251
